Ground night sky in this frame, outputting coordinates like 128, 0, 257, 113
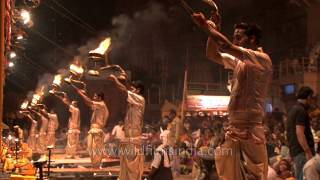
4, 0, 309, 128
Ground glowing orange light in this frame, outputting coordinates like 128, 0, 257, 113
186, 95, 230, 111
70, 64, 84, 76
53, 74, 62, 86
89, 37, 111, 55
20, 101, 28, 109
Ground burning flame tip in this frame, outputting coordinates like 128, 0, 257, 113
70, 64, 84, 75
89, 37, 112, 55
20, 101, 28, 110
53, 74, 62, 86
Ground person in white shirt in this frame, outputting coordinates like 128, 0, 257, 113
149, 130, 173, 180
110, 120, 125, 158
112, 120, 125, 141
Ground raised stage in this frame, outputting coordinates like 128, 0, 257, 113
42, 154, 151, 179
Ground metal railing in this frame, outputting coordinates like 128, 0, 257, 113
145, 82, 228, 105
273, 57, 319, 79
187, 82, 228, 95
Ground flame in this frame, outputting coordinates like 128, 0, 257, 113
31, 97, 38, 106
73, 56, 81, 65
89, 37, 111, 55
70, 64, 84, 75
53, 74, 62, 86
31, 93, 42, 106
20, 9, 31, 25
20, 101, 28, 109
33, 94, 41, 101
39, 86, 45, 96
34, 94, 41, 101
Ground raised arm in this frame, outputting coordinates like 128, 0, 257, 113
206, 36, 224, 65
70, 82, 93, 106
295, 108, 314, 160
76, 88, 93, 107
39, 108, 49, 119
54, 93, 71, 106
192, 12, 244, 60
29, 108, 41, 118
296, 125, 313, 160
62, 97, 71, 106
29, 108, 48, 119
107, 75, 127, 94
23, 113, 36, 123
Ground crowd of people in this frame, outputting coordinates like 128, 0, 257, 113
265, 87, 320, 180
139, 91, 320, 180
6, 92, 320, 180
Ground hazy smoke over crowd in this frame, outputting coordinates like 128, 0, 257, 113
58, 1, 200, 83
108, 1, 199, 83
27, 0, 263, 103
24, 0, 218, 110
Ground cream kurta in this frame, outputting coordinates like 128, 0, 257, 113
215, 47, 272, 180
119, 91, 145, 180
222, 47, 272, 123
123, 91, 145, 138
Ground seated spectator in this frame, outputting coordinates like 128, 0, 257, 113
183, 120, 193, 135
268, 165, 278, 180
279, 136, 290, 159
160, 116, 170, 131
192, 129, 201, 149
111, 120, 125, 141
274, 159, 294, 179
265, 127, 278, 159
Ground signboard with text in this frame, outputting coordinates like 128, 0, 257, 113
186, 95, 230, 111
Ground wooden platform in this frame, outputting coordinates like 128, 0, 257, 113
41, 153, 151, 179
44, 165, 151, 179
45, 166, 151, 174
50, 154, 119, 165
